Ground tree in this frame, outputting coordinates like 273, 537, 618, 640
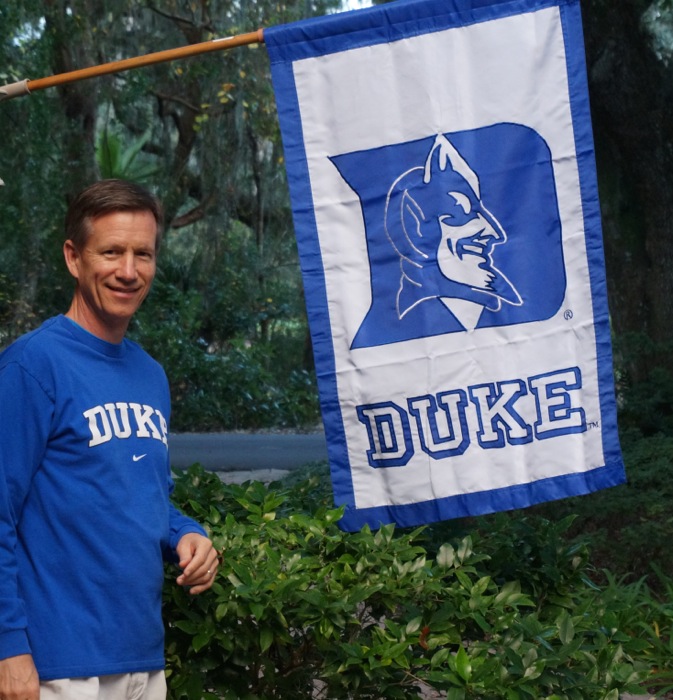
0, 0, 339, 350
582, 0, 673, 387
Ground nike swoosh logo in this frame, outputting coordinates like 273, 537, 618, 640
133, 454, 147, 462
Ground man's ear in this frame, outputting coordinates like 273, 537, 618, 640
63, 240, 80, 280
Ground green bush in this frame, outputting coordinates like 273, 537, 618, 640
163, 466, 672, 700
129, 277, 320, 431
508, 431, 673, 588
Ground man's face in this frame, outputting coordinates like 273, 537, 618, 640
435, 189, 504, 290
64, 210, 157, 342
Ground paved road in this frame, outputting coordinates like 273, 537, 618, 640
169, 432, 328, 473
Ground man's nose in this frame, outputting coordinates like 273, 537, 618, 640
116, 252, 138, 280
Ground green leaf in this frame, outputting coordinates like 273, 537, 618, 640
455, 569, 473, 590
495, 580, 521, 605
437, 543, 456, 568
260, 627, 274, 653
405, 617, 422, 635
557, 611, 575, 645
601, 690, 620, 700
430, 648, 451, 668
472, 575, 491, 596
174, 620, 200, 635
456, 536, 473, 563
250, 602, 265, 620
447, 689, 466, 700
192, 630, 211, 653
226, 572, 243, 588
454, 646, 472, 683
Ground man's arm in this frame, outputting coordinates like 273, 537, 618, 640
0, 654, 39, 700
0, 364, 53, 684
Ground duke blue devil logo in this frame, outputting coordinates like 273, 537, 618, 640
330, 124, 566, 348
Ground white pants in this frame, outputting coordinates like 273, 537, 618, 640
40, 671, 166, 700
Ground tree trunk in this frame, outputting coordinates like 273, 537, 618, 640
7, 0, 99, 333
583, 0, 673, 382
43, 0, 100, 196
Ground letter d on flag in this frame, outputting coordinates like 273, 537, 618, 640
267, 0, 626, 531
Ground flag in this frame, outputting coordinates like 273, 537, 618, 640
266, 0, 626, 532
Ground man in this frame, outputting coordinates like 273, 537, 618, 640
0, 180, 219, 700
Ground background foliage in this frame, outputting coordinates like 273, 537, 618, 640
163, 466, 673, 699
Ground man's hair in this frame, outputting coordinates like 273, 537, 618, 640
65, 179, 164, 252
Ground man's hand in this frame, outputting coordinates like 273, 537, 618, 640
175, 532, 219, 595
0, 654, 39, 700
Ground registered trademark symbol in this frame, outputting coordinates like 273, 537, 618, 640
564, 309, 574, 321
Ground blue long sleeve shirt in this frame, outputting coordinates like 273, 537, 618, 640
0, 315, 206, 680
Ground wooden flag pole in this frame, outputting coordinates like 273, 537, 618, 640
0, 28, 265, 102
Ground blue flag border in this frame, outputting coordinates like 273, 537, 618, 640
267, 0, 625, 531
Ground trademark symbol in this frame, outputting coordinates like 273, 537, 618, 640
564, 309, 574, 321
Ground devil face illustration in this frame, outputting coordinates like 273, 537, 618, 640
385, 134, 522, 330
329, 124, 564, 348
